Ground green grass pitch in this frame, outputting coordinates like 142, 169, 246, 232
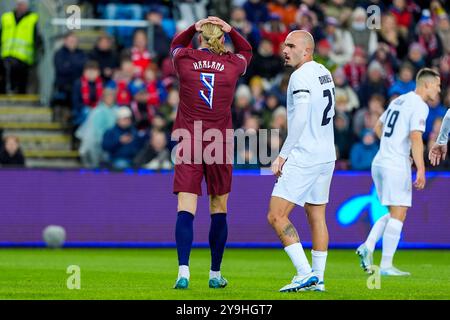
0, 248, 449, 300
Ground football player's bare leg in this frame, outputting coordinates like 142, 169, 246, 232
178, 192, 198, 215
305, 203, 328, 251
267, 196, 313, 276
267, 196, 297, 246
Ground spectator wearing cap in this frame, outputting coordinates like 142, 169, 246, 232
343, 47, 367, 91
314, 38, 338, 73
0, 0, 43, 94
88, 34, 119, 82
333, 68, 360, 113
436, 13, 450, 54
350, 129, 379, 171
388, 62, 416, 98
416, 12, 443, 65
349, 7, 378, 56
133, 129, 173, 170
406, 42, 426, 73
246, 38, 283, 82
267, 0, 298, 27
376, 13, 408, 60
0, 135, 25, 167
358, 60, 388, 105
76, 88, 118, 168
102, 106, 147, 170
243, 0, 270, 26
324, 16, 355, 66
53, 32, 87, 108
72, 61, 103, 126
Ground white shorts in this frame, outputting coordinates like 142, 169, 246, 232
272, 161, 335, 207
371, 165, 412, 207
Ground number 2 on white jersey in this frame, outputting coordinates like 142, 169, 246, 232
199, 72, 215, 109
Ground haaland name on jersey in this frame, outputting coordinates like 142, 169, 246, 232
193, 60, 225, 71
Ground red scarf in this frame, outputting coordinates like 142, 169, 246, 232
146, 81, 160, 106
116, 79, 131, 106
131, 47, 151, 77
81, 76, 103, 108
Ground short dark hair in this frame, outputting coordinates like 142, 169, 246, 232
416, 67, 440, 84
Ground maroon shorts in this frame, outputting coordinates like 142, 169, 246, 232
173, 139, 233, 196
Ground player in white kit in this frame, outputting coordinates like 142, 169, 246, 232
357, 68, 441, 276
267, 30, 336, 292
429, 108, 450, 165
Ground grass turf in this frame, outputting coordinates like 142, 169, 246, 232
0, 248, 448, 300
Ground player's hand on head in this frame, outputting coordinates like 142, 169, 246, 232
195, 18, 212, 32
413, 170, 426, 190
207, 16, 232, 33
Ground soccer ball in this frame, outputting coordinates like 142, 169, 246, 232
42, 225, 66, 248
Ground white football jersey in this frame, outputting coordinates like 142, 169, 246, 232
285, 61, 336, 167
372, 91, 429, 171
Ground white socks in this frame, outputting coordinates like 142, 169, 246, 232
311, 250, 328, 283
380, 218, 403, 269
179, 267, 222, 280
209, 270, 221, 279
365, 213, 390, 252
284, 242, 312, 276
178, 265, 190, 280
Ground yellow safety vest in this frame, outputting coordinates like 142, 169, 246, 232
1, 11, 39, 65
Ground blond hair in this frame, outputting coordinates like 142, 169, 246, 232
200, 23, 226, 55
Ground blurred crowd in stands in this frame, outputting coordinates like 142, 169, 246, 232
2, 0, 450, 170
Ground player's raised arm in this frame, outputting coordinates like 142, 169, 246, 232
429, 109, 450, 166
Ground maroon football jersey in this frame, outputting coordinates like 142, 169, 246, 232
172, 48, 247, 140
